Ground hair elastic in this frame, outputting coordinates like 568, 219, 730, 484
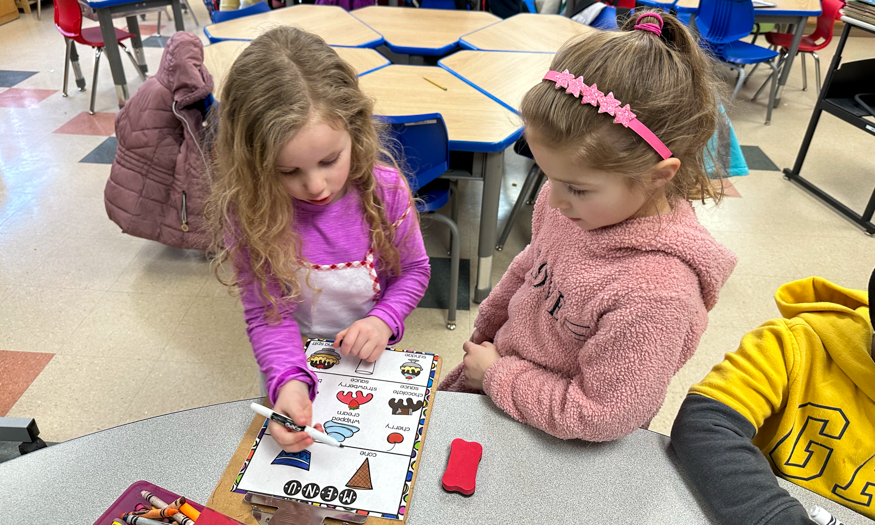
633, 12, 664, 36
542, 69, 672, 160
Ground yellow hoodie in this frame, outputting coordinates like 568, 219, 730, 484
689, 277, 875, 520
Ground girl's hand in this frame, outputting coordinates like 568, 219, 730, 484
470, 328, 492, 345
334, 316, 393, 363
462, 340, 501, 391
271, 380, 324, 452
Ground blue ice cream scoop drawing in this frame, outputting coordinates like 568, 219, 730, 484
323, 420, 360, 443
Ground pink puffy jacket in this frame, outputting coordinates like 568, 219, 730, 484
105, 32, 213, 251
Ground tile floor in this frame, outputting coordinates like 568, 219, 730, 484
2, 6, 875, 444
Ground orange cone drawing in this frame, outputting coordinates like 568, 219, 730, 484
346, 458, 373, 490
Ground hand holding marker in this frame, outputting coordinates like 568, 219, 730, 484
250, 403, 342, 448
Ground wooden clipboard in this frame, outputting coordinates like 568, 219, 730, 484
206, 355, 442, 525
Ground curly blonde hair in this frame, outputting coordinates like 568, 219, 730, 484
520, 11, 724, 203
205, 26, 408, 318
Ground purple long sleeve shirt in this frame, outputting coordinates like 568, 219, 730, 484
234, 165, 430, 404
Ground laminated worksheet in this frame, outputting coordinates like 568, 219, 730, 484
232, 339, 440, 521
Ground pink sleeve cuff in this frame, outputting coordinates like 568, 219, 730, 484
268, 367, 318, 405
368, 304, 404, 344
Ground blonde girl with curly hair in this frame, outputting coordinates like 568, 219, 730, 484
206, 27, 429, 453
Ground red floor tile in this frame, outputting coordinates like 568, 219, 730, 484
128, 23, 160, 36
0, 350, 55, 417
54, 111, 117, 136
714, 178, 742, 198
0, 88, 57, 108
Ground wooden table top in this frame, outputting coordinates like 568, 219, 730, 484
204, 4, 383, 46
460, 13, 597, 52
675, 0, 821, 13
352, 6, 499, 53
204, 41, 390, 100
439, 51, 554, 112
359, 65, 522, 151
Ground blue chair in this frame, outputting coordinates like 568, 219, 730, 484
211, 1, 270, 24
421, 0, 459, 8
591, 5, 618, 29
379, 113, 460, 330
695, 0, 780, 124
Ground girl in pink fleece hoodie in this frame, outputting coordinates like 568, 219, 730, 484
439, 12, 737, 442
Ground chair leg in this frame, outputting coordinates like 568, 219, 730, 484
422, 213, 460, 330
800, 53, 808, 92
448, 179, 459, 256
68, 40, 87, 91
157, 11, 162, 38
89, 47, 103, 115
750, 23, 761, 46
497, 163, 539, 251
752, 70, 774, 101
730, 65, 746, 104
182, 0, 198, 26
752, 52, 784, 102
120, 43, 147, 82
813, 52, 821, 95
62, 38, 72, 97
743, 62, 761, 85
764, 60, 779, 125
526, 171, 545, 205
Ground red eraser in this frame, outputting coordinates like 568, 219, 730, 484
441, 438, 483, 496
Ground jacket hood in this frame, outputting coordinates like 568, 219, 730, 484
155, 32, 213, 108
581, 199, 737, 311
775, 276, 874, 401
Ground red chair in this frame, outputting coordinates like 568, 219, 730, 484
54, 0, 146, 114
754, 0, 844, 97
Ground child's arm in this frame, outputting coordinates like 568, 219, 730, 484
474, 182, 547, 340
367, 175, 430, 343
473, 244, 534, 341
232, 242, 318, 405
671, 321, 811, 524
482, 286, 701, 441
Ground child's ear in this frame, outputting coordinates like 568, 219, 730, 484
649, 158, 681, 189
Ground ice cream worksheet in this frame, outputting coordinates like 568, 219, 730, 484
232, 339, 439, 521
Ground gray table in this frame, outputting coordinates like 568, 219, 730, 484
84, 0, 186, 107
0, 393, 871, 524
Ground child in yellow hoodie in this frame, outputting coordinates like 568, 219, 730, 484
671, 271, 875, 524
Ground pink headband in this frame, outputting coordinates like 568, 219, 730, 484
542, 69, 672, 160
634, 12, 664, 36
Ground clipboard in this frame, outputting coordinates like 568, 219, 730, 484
206, 350, 442, 525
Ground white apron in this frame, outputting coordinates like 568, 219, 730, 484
293, 250, 381, 339
293, 204, 410, 339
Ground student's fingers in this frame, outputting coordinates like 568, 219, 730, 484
359, 340, 378, 362
340, 326, 360, 356
348, 329, 368, 358
292, 399, 312, 428
281, 435, 315, 453
334, 328, 348, 348
269, 421, 310, 450
363, 340, 383, 362
462, 340, 478, 354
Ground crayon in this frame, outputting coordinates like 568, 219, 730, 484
140, 491, 195, 525
134, 504, 150, 513
179, 502, 201, 521
124, 507, 178, 519
169, 496, 186, 509
122, 516, 169, 525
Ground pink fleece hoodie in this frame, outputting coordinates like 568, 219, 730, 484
439, 182, 737, 442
